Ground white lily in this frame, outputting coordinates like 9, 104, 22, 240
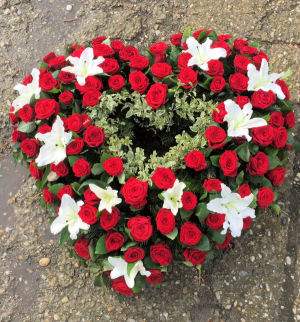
184, 37, 227, 71
62, 47, 104, 86
89, 184, 122, 213
50, 194, 90, 240
161, 179, 186, 215
247, 58, 285, 99
35, 116, 72, 167
207, 184, 255, 238
108, 256, 151, 289
223, 99, 267, 141
12, 68, 41, 113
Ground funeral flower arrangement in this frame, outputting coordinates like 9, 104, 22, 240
9, 28, 296, 296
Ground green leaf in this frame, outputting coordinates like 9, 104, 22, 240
180, 209, 193, 221
18, 121, 36, 133
235, 143, 250, 162
249, 176, 272, 187
210, 230, 226, 244
36, 166, 50, 189
95, 235, 107, 255
210, 155, 220, 167
271, 203, 281, 216
195, 203, 209, 222
48, 183, 64, 194
121, 241, 137, 251
195, 235, 211, 251
78, 179, 105, 193
249, 143, 259, 155
269, 155, 281, 170
94, 274, 104, 287
89, 243, 97, 261
71, 182, 80, 193
68, 155, 79, 166
118, 172, 126, 184
91, 163, 103, 175
165, 227, 178, 240
182, 26, 193, 42
59, 227, 70, 245
236, 170, 244, 186
127, 262, 136, 276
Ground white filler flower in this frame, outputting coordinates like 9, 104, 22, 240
89, 184, 122, 213
12, 68, 41, 112
224, 99, 267, 141
207, 184, 255, 238
62, 47, 104, 86
108, 256, 151, 289
247, 58, 285, 99
162, 179, 186, 215
184, 37, 227, 71
50, 194, 90, 240
35, 115, 72, 167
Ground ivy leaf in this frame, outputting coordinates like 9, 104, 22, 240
195, 235, 211, 251
235, 143, 250, 162
95, 235, 107, 255
195, 203, 209, 222
165, 227, 178, 240
18, 121, 36, 133
91, 163, 104, 175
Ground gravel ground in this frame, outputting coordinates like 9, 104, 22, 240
0, 0, 299, 321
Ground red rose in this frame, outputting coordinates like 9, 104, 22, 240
183, 248, 207, 265
91, 36, 106, 45
252, 51, 269, 68
240, 45, 258, 55
82, 90, 101, 107
121, 177, 148, 209
170, 33, 182, 46
145, 83, 168, 110
37, 124, 51, 134
150, 62, 172, 79
184, 150, 207, 172
180, 222, 202, 246
181, 192, 198, 211
108, 74, 125, 92
65, 114, 83, 132
212, 40, 231, 56
257, 187, 274, 208
205, 126, 227, 149
206, 213, 225, 230
207, 60, 224, 76
119, 45, 139, 61
247, 152, 269, 176
43, 187, 55, 204
216, 232, 233, 250
269, 111, 284, 127
103, 157, 124, 177
105, 231, 125, 252
235, 96, 250, 108
178, 67, 198, 89
11, 129, 26, 142
243, 217, 253, 230
75, 76, 103, 94
219, 150, 238, 177
29, 161, 43, 180
127, 216, 153, 242
50, 162, 69, 177
72, 158, 91, 177
57, 185, 74, 200
47, 55, 66, 69
66, 138, 84, 155
237, 183, 251, 197
93, 43, 114, 57
100, 58, 119, 74
129, 55, 149, 70
124, 247, 145, 263
150, 243, 172, 266
210, 76, 226, 93
177, 52, 191, 69
276, 79, 290, 100
285, 111, 295, 128
83, 125, 105, 147
129, 71, 149, 94
151, 167, 176, 190
233, 55, 251, 73
252, 125, 274, 147
251, 90, 276, 109
149, 42, 168, 55
156, 208, 176, 235
35, 99, 59, 120
84, 187, 99, 206
111, 277, 133, 297
229, 72, 248, 93
212, 102, 226, 123
111, 39, 125, 52
59, 91, 74, 105
78, 204, 98, 224
58, 70, 75, 84
267, 167, 286, 186
146, 269, 164, 286
39, 71, 58, 91
18, 104, 34, 122
74, 238, 91, 260
99, 207, 120, 231
203, 178, 222, 192
273, 127, 288, 148
43, 52, 56, 63
20, 138, 39, 157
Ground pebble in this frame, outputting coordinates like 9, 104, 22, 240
66, 4, 73, 11
39, 257, 50, 267
285, 256, 292, 265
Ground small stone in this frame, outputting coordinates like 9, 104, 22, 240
61, 296, 69, 303
66, 4, 73, 11
250, 256, 255, 262
285, 256, 291, 265
39, 257, 50, 267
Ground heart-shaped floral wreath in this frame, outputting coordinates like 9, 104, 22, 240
9, 28, 296, 296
